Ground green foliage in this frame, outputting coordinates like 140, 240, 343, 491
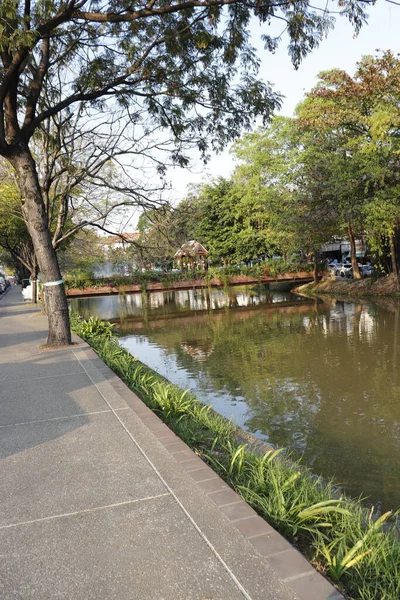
64, 261, 313, 291
296, 51, 400, 272
194, 178, 241, 263
64, 270, 205, 290
58, 230, 107, 277
183, 117, 337, 266
0, 164, 37, 274
137, 201, 201, 269
70, 314, 115, 339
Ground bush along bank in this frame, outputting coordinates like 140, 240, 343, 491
71, 314, 400, 600
64, 261, 314, 291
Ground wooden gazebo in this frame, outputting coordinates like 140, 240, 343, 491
174, 240, 209, 271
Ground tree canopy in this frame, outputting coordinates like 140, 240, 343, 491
160, 52, 400, 276
0, 0, 372, 344
297, 51, 400, 277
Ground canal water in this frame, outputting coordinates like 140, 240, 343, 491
70, 287, 400, 510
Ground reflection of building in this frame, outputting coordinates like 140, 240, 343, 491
174, 240, 209, 270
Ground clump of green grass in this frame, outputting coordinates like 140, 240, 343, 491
70, 313, 116, 339
71, 315, 400, 600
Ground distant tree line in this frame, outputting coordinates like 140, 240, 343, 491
137, 52, 400, 281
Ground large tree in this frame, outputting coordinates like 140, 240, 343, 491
230, 117, 299, 261
296, 52, 400, 280
0, 0, 370, 345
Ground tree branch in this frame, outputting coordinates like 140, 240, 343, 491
23, 36, 50, 128
73, 0, 240, 23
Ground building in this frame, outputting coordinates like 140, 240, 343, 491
102, 232, 140, 252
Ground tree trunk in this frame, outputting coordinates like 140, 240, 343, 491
313, 250, 320, 283
348, 223, 361, 280
394, 221, 400, 273
390, 234, 400, 291
8, 144, 71, 346
30, 264, 39, 304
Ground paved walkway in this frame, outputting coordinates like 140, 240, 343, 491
0, 287, 342, 600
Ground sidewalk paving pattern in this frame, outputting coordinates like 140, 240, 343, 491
0, 287, 343, 600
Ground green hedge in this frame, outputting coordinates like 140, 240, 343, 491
64, 262, 314, 290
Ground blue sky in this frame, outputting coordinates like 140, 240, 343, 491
170, 0, 400, 199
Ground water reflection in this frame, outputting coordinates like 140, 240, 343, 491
71, 288, 400, 510
70, 286, 303, 322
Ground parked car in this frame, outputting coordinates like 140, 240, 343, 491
328, 262, 343, 276
360, 264, 373, 277
339, 264, 353, 278
339, 263, 365, 278
0, 275, 6, 293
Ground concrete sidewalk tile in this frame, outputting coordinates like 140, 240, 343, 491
81, 347, 98, 359
132, 405, 154, 416
208, 488, 242, 507
0, 372, 109, 426
0, 350, 84, 382
174, 450, 198, 463
234, 515, 275, 538
139, 413, 162, 425
198, 477, 230, 493
219, 501, 256, 522
0, 412, 165, 526
115, 387, 144, 405
179, 457, 206, 472
267, 548, 316, 580
162, 439, 189, 452
250, 532, 294, 557
71, 355, 129, 410
84, 377, 129, 410
189, 466, 218, 482
158, 433, 181, 444
95, 402, 299, 600
0, 497, 247, 600
152, 427, 178, 439
144, 421, 168, 434
119, 392, 146, 409
288, 571, 344, 600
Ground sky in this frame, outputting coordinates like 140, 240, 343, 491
166, 0, 400, 202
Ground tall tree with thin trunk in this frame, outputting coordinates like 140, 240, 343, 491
296, 52, 400, 280
0, 0, 370, 345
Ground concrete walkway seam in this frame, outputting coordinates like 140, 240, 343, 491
0, 493, 172, 531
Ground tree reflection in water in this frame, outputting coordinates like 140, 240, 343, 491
72, 288, 400, 511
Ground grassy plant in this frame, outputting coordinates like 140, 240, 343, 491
71, 314, 115, 338
71, 315, 400, 600
317, 510, 393, 580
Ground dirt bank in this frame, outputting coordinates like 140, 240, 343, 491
294, 274, 400, 297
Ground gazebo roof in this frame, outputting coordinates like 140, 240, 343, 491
174, 240, 209, 258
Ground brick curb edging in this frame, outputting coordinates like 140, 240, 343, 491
78, 340, 344, 600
